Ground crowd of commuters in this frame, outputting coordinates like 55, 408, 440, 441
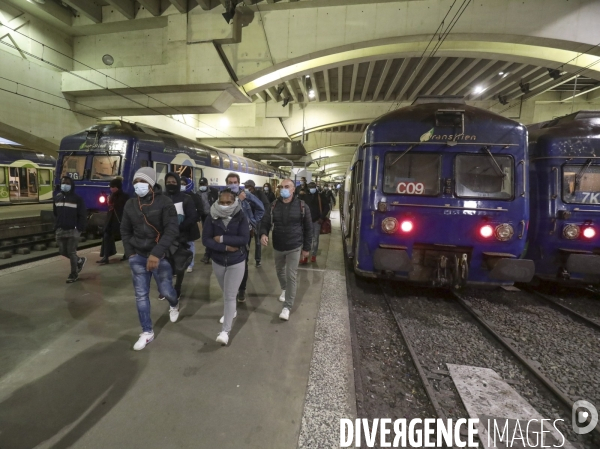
54, 170, 338, 350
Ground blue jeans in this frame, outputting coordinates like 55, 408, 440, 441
188, 240, 195, 268
129, 254, 178, 332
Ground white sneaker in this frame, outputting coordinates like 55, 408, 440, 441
279, 308, 290, 321
133, 332, 154, 350
219, 311, 237, 324
186, 266, 193, 273
279, 290, 286, 302
216, 331, 229, 345
158, 295, 165, 301
169, 305, 180, 323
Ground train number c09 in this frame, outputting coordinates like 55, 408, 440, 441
396, 182, 424, 195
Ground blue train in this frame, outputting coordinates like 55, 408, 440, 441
56, 120, 287, 232
341, 97, 535, 288
528, 111, 600, 285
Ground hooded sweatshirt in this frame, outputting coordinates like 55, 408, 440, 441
164, 171, 200, 242
53, 181, 87, 232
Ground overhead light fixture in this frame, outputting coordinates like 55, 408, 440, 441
219, 117, 230, 127
498, 95, 508, 105
547, 68, 561, 80
308, 90, 316, 99
222, 0, 239, 24
473, 85, 486, 95
102, 54, 114, 66
498, 72, 504, 76
282, 97, 290, 107
305, 75, 310, 79
503, 73, 509, 78
519, 81, 530, 94
27, 0, 46, 3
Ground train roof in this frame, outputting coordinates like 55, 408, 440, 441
529, 111, 600, 158
0, 145, 56, 166
365, 97, 525, 146
59, 120, 286, 176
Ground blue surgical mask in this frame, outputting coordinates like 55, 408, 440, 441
199, 186, 207, 192
60, 184, 71, 193
309, 188, 316, 194
134, 183, 150, 197
280, 188, 291, 199
180, 185, 186, 192
228, 184, 240, 193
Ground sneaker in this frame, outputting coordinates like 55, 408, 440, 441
133, 332, 154, 351
237, 290, 246, 303
169, 305, 180, 323
255, 260, 262, 267
77, 257, 87, 273
279, 308, 290, 321
186, 266, 193, 273
66, 272, 78, 283
311, 256, 316, 263
279, 290, 286, 302
216, 331, 229, 345
299, 257, 308, 265
158, 295, 165, 301
219, 311, 237, 324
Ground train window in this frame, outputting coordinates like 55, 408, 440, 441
172, 164, 193, 182
231, 157, 239, 171
221, 154, 231, 169
248, 161, 255, 175
455, 154, 513, 200
0, 168, 5, 185
210, 151, 220, 167
383, 152, 441, 195
39, 170, 51, 185
61, 155, 86, 180
91, 155, 121, 180
562, 164, 600, 203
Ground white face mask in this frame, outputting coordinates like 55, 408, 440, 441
199, 186, 207, 192
134, 183, 150, 197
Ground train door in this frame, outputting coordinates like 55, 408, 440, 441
348, 161, 363, 258
0, 167, 8, 203
155, 162, 169, 190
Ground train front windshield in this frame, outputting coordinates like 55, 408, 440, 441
562, 163, 600, 204
383, 153, 440, 195
60, 154, 122, 181
455, 154, 513, 200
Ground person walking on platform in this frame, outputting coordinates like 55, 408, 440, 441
301, 181, 329, 264
98, 177, 129, 265
263, 182, 276, 203
224, 173, 264, 303
164, 172, 199, 300
260, 178, 312, 321
202, 189, 249, 346
54, 176, 87, 283
120, 167, 181, 351
181, 176, 201, 273
197, 177, 218, 264
322, 183, 336, 216
243, 179, 270, 267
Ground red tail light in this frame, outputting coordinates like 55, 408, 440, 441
480, 225, 494, 238
583, 227, 596, 239
99, 195, 106, 204
400, 220, 413, 233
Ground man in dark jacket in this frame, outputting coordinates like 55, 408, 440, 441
54, 176, 87, 283
180, 176, 201, 272
164, 171, 199, 299
243, 179, 270, 267
260, 178, 312, 321
323, 183, 336, 214
301, 181, 330, 264
197, 177, 218, 264
98, 177, 129, 265
120, 167, 181, 351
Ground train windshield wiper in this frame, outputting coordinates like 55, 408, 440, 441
482, 145, 506, 177
575, 159, 593, 188
390, 144, 417, 166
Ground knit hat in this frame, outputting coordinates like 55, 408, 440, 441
109, 177, 122, 189
133, 167, 156, 187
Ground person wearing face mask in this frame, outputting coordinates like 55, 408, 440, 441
120, 167, 181, 351
263, 183, 276, 203
260, 178, 312, 321
301, 181, 330, 264
201, 189, 249, 346
224, 173, 265, 303
180, 176, 202, 273
98, 177, 129, 265
322, 183, 336, 217
243, 179, 270, 268
53, 176, 88, 283
163, 172, 199, 299
196, 177, 218, 264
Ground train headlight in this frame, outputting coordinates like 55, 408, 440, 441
582, 227, 596, 239
400, 220, 413, 233
479, 225, 494, 238
563, 224, 580, 239
99, 195, 106, 204
382, 217, 398, 234
494, 223, 514, 241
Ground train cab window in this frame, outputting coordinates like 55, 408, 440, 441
210, 151, 220, 167
61, 155, 87, 180
383, 152, 441, 195
91, 155, 121, 180
172, 164, 193, 182
455, 154, 513, 200
562, 164, 600, 203
39, 169, 51, 185
155, 162, 168, 189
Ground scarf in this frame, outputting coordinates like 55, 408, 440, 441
210, 199, 241, 228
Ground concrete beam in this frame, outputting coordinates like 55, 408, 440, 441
137, 0, 161, 16
372, 58, 392, 102
169, 0, 189, 14
360, 60, 375, 102
62, 0, 102, 24
105, 0, 136, 19
384, 58, 409, 101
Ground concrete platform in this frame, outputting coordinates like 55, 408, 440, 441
0, 213, 355, 449
0, 203, 53, 220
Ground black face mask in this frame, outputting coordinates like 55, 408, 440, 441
165, 184, 179, 195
